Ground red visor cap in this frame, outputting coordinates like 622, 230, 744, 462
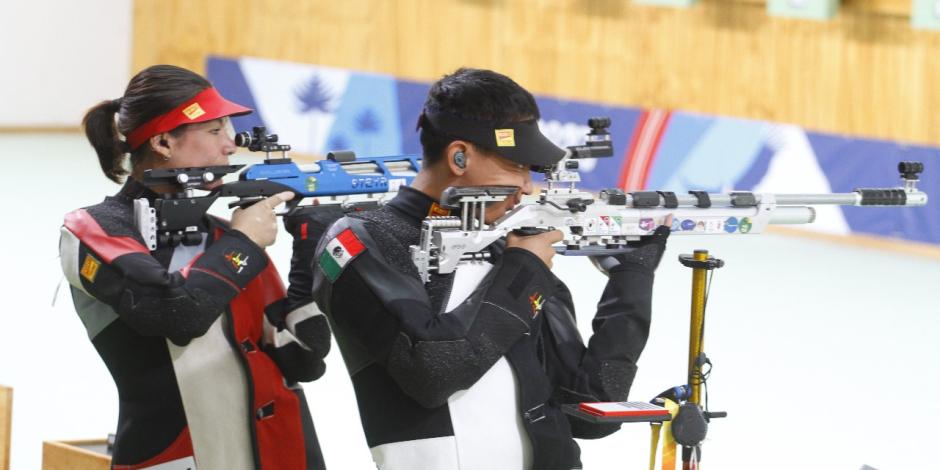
125, 87, 252, 150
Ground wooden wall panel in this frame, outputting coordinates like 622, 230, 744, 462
133, 0, 940, 146
1, 386, 11, 470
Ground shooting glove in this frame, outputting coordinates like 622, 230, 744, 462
283, 205, 346, 302
590, 225, 671, 275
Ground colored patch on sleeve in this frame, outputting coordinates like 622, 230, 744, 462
318, 228, 366, 282
80, 254, 101, 283
529, 292, 545, 317
224, 250, 250, 274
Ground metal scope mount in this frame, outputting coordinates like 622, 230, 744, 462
136, 165, 245, 249
234, 126, 291, 158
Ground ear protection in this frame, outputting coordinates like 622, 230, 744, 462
453, 150, 466, 169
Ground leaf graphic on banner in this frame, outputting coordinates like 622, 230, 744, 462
353, 109, 382, 155
355, 109, 381, 134
295, 74, 336, 113
328, 134, 349, 151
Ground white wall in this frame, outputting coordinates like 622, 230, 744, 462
2, 133, 938, 470
0, 0, 132, 127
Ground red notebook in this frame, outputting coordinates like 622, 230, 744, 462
578, 401, 670, 418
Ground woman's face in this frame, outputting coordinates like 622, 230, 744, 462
162, 117, 237, 169
146, 117, 237, 189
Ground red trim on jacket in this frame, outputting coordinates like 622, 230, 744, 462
112, 427, 195, 470
231, 255, 308, 469
64, 209, 150, 263
178, 253, 203, 279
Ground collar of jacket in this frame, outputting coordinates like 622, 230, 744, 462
387, 186, 460, 224
114, 177, 161, 204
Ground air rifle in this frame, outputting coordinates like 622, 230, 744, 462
409, 119, 928, 282
134, 126, 421, 250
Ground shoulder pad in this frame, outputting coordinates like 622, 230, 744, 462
313, 216, 427, 306
63, 207, 149, 263
315, 216, 370, 283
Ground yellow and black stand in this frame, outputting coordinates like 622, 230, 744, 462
684, 249, 719, 408
650, 250, 727, 470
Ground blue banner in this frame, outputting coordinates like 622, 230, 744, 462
207, 55, 939, 245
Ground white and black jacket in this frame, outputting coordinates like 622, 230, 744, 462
59, 180, 330, 469
312, 187, 657, 470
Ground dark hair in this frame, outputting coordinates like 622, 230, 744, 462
418, 68, 540, 166
82, 65, 211, 183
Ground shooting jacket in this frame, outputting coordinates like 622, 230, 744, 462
59, 179, 329, 470
312, 187, 656, 470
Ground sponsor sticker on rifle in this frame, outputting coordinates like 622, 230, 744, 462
306, 176, 318, 192
739, 217, 753, 233
319, 228, 366, 282
389, 178, 406, 192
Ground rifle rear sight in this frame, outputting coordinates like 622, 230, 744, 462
535, 117, 614, 177
235, 126, 291, 154
898, 161, 924, 192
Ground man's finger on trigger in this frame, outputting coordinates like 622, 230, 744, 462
546, 230, 564, 243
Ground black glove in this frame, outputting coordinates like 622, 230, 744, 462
283, 205, 346, 305
284, 204, 352, 244
590, 225, 671, 274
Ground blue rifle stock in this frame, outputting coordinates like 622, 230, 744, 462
219, 151, 422, 214
219, 126, 421, 215
137, 126, 421, 249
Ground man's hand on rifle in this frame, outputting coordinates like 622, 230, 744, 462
591, 214, 673, 275
506, 229, 564, 269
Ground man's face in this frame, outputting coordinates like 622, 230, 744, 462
456, 146, 534, 224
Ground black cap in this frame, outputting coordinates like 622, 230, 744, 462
421, 110, 567, 167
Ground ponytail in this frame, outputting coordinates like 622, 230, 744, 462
83, 65, 213, 184
83, 98, 130, 184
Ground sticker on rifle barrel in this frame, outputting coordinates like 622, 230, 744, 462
495, 129, 516, 147
639, 218, 655, 231
739, 217, 753, 233
681, 219, 695, 231
306, 176, 318, 192
389, 178, 406, 192
724, 217, 738, 233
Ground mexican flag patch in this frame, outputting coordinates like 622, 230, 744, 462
319, 228, 366, 282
